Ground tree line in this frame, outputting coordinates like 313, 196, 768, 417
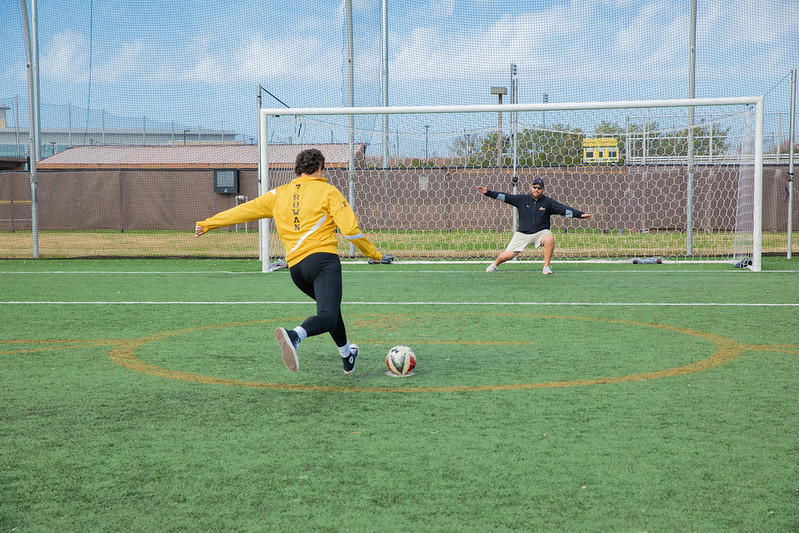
448, 120, 731, 167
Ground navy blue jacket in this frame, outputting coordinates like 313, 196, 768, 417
484, 190, 585, 234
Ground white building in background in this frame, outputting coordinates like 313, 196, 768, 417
0, 105, 241, 159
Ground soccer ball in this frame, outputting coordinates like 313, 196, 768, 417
386, 345, 416, 376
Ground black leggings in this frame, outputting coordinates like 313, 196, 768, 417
289, 253, 347, 347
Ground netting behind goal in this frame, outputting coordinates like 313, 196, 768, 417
259, 98, 764, 270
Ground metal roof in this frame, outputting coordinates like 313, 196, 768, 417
0, 157, 27, 171
36, 143, 361, 170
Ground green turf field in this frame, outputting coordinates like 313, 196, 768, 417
2, 258, 798, 531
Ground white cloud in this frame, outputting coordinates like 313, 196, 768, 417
38, 25, 345, 88
234, 33, 342, 84
31, 0, 797, 106
388, 4, 587, 83
431, 0, 456, 18
94, 41, 147, 84
40, 30, 90, 83
40, 29, 149, 85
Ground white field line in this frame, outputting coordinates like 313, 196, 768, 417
1, 301, 797, 307
0, 270, 793, 275
0, 258, 763, 275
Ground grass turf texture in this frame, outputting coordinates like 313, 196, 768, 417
1, 258, 798, 531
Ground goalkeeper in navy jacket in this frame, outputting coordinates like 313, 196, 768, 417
196, 148, 393, 374
476, 177, 593, 275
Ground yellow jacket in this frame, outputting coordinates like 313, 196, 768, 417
197, 175, 382, 267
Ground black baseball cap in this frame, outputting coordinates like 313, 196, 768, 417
532, 178, 545, 187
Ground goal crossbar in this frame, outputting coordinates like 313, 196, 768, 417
259, 97, 762, 117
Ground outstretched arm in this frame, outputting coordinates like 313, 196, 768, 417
547, 198, 593, 221
196, 193, 275, 237
476, 186, 505, 202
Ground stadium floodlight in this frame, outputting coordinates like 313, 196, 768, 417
490, 87, 507, 166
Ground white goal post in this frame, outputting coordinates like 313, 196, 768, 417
258, 97, 764, 271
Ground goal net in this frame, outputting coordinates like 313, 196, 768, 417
258, 98, 764, 271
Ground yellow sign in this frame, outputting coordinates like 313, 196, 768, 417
583, 137, 619, 164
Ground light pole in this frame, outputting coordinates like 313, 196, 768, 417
490, 86, 507, 166
424, 124, 430, 160
510, 65, 519, 233
542, 93, 549, 125
510, 64, 518, 188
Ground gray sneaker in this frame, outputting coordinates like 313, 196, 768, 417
274, 327, 299, 372
342, 344, 359, 374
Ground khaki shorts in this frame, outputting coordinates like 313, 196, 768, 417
505, 230, 553, 252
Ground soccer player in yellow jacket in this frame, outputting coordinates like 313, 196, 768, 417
196, 148, 393, 374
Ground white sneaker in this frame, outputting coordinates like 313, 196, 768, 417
542, 266, 552, 275
274, 327, 299, 372
486, 264, 497, 273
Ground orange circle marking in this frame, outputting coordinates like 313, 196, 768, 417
4, 315, 795, 392
95, 314, 797, 392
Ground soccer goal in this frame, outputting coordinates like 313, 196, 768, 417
258, 97, 764, 271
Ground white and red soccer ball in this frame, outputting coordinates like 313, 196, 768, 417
386, 345, 416, 376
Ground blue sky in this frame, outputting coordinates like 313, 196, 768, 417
1, 0, 796, 144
